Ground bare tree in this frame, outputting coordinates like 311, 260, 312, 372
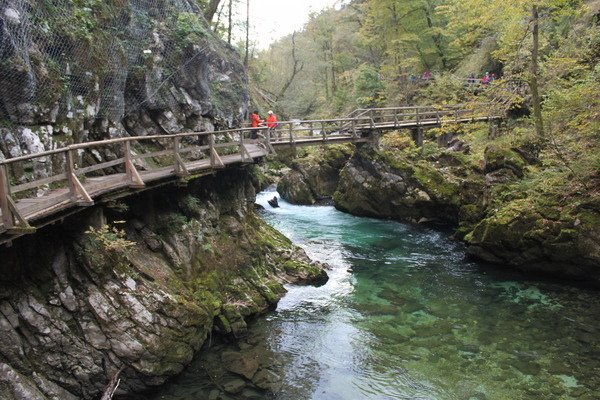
530, 4, 544, 140
244, 0, 250, 66
227, 0, 234, 44
204, 0, 223, 22
277, 32, 304, 99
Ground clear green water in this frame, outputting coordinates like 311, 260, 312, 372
151, 188, 600, 400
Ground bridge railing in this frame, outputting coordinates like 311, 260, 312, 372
265, 117, 374, 145
340, 104, 501, 131
0, 128, 271, 233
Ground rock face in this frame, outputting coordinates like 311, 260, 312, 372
277, 144, 354, 205
0, 0, 247, 175
465, 198, 600, 281
334, 146, 464, 224
0, 168, 327, 399
329, 139, 600, 283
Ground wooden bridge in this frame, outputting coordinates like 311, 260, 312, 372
0, 104, 501, 245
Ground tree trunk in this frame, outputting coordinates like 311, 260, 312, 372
227, 0, 233, 44
204, 0, 222, 22
277, 32, 304, 99
244, 0, 250, 66
422, 5, 447, 69
530, 4, 545, 140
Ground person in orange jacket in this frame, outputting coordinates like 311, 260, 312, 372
266, 110, 278, 137
250, 110, 262, 128
250, 110, 263, 139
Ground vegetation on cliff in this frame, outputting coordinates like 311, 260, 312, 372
0, 170, 327, 399
254, 0, 599, 281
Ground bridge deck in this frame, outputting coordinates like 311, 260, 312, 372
0, 104, 503, 244
0, 144, 269, 239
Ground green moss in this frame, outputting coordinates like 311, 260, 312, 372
484, 144, 526, 176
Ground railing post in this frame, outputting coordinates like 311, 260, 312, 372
124, 140, 145, 188
309, 122, 314, 136
209, 133, 224, 167
351, 119, 357, 139
0, 164, 35, 233
0, 164, 14, 229
173, 137, 180, 175
289, 123, 294, 145
321, 122, 327, 142
173, 136, 189, 177
264, 127, 276, 154
65, 149, 77, 201
64, 148, 93, 206
416, 107, 420, 126
394, 109, 399, 127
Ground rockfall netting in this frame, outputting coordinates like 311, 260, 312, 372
0, 0, 247, 136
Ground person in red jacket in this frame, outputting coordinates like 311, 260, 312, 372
266, 110, 278, 137
250, 110, 262, 127
250, 110, 262, 138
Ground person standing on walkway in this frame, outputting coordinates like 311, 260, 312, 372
266, 110, 278, 138
250, 110, 262, 139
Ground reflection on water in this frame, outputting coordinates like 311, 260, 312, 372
150, 188, 600, 400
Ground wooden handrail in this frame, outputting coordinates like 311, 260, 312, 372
0, 103, 505, 240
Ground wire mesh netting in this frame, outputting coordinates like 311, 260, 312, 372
0, 0, 246, 133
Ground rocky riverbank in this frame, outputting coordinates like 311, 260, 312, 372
277, 129, 600, 284
0, 168, 327, 399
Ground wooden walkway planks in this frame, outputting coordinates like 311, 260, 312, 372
0, 104, 504, 244
0, 144, 269, 242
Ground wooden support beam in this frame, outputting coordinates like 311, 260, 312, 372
70, 173, 94, 206
0, 164, 13, 229
6, 196, 35, 234
209, 134, 225, 168
264, 128, 276, 155
124, 141, 145, 189
173, 137, 189, 177
241, 144, 253, 162
289, 124, 295, 146
65, 150, 93, 206
0, 164, 35, 234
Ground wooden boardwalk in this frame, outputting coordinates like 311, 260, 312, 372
0, 104, 502, 245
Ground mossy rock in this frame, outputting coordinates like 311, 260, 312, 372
483, 144, 526, 177
277, 171, 315, 205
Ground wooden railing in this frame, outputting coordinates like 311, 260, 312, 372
0, 104, 503, 239
0, 127, 272, 234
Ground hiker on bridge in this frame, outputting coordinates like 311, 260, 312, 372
266, 110, 278, 137
250, 110, 263, 139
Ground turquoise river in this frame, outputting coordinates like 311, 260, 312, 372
149, 188, 600, 400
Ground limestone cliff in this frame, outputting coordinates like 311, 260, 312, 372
0, 169, 327, 399
0, 0, 247, 168
277, 145, 354, 205
331, 136, 600, 283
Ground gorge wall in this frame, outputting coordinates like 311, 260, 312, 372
0, 168, 327, 399
0, 0, 247, 180
278, 138, 600, 285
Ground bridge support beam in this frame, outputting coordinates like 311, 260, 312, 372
66, 150, 94, 206
263, 128, 276, 155
370, 130, 381, 148
124, 142, 145, 189
411, 128, 424, 148
173, 137, 189, 177
0, 164, 35, 234
209, 134, 225, 168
